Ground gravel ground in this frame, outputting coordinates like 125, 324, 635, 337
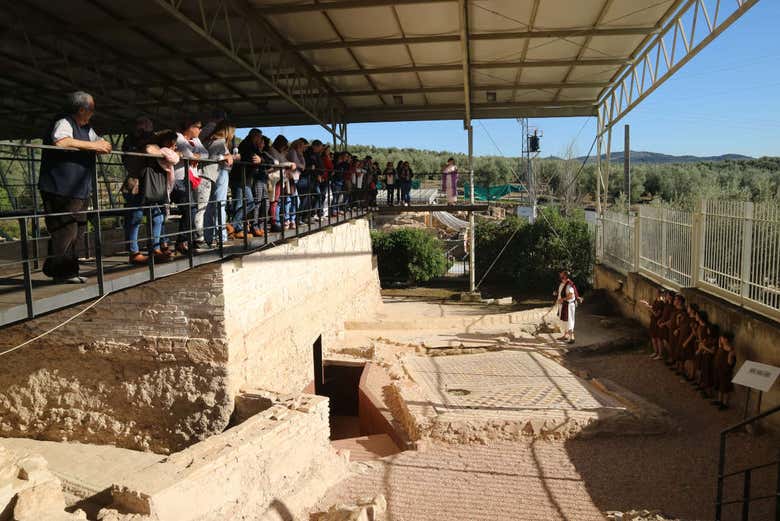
566, 347, 778, 521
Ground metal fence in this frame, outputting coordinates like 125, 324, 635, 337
599, 210, 634, 275
639, 206, 693, 287
0, 142, 369, 327
597, 200, 780, 322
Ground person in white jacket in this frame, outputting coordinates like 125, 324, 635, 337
171, 118, 209, 254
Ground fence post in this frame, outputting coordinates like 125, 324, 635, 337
633, 210, 641, 272
740, 202, 754, 302
691, 199, 704, 288
661, 208, 669, 281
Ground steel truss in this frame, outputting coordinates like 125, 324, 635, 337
152, 0, 344, 134
596, 0, 760, 136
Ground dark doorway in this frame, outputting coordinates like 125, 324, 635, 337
319, 361, 364, 440
313, 335, 324, 395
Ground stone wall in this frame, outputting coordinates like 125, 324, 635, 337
107, 394, 348, 521
223, 219, 381, 396
0, 219, 382, 453
594, 264, 780, 432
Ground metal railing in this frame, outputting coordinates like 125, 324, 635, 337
715, 404, 780, 521
596, 200, 780, 322
0, 142, 371, 327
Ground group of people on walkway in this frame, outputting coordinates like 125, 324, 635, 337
34, 91, 464, 284
642, 290, 737, 409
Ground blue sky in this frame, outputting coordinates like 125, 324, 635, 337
241, 1, 777, 159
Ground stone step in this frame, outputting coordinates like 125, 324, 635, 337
344, 308, 547, 332
330, 434, 401, 462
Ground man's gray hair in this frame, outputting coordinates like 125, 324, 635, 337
68, 91, 94, 113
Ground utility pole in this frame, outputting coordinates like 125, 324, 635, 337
520, 118, 538, 222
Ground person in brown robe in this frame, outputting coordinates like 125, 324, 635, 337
680, 303, 699, 380
656, 291, 676, 363
639, 289, 665, 360
698, 323, 719, 399
692, 310, 709, 389
669, 294, 686, 371
712, 331, 736, 410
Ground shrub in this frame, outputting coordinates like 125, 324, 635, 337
371, 228, 448, 283
475, 207, 594, 294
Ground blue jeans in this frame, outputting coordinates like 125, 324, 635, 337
230, 185, 254, 232
205, 168, 229, 244
276, 193, 295, 226
315, 182, 327, 216
330, 180, 344, 215
123, 193, 164, 253
401, 181, 412, 204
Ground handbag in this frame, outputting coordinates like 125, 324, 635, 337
140, 163, 168, 204
188, 166, 202, 190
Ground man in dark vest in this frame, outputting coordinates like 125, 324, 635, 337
39, 91, 112, 283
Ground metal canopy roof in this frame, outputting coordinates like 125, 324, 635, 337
0, 0, 758, 138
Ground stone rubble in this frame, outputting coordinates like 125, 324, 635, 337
606, 510, 680, 521
0, 446, 87, 521
310, 494, 387, 521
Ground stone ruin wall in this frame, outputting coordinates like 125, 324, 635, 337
0, 219, 382, 454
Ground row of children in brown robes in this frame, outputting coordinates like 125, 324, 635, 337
642, 290, 736, 410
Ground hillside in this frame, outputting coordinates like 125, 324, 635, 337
573, 150, 753, 164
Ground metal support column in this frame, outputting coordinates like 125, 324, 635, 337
604, 124, 613, 213
595, 113, 603, 216
468, 124, 475, 293
624, 124, 630, 214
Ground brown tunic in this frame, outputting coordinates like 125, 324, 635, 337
700, 332, 717, 389
677, 316, 694, 361
649, 299, 663, 338
713, 348, 735, 393
669, 309, 687, 361
658, 303, 675, 343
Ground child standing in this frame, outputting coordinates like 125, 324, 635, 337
712, 332, 737, 410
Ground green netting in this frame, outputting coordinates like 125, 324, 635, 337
464, 183, 526, 201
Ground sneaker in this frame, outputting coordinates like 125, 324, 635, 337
194, 241, 213, 252
176, 242, 189, 255
252, 228, 265, 237
225, 223, 235, 236
234, 231, 247, 239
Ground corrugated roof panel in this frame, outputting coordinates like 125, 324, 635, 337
418, 70, 463, 87
351, 45, 412, 68
470, 0, 536, 33
471, 40, 527, 64
471, 68, 515, 86
426, 92, 466, 105
369, 72, 421, 90
383, 93, 426, 106
525, 37, 586, 61
582, 34, 646, 59
515, 66, 570, 83
265, 12, 338, 43
408, 41, 461, 66
566, 64, 622, 83
394, 3, 459, 35
300, 48, 356, 70
557, 87, 603, 100
327, 7, 402, 40
326, 75, 373, 92
513, 90, 559, 102
534, 0, 607, 28
343, 95, 383, 107
602, 0, 675, 27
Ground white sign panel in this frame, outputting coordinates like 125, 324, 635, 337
732, 361, 780, 392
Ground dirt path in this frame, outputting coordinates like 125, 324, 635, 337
566, 348, 777, 521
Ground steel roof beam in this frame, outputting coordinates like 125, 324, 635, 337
257, 0, 456, 15
322, 58, 625, 77
293, 27, 655, 51
152, 0, 344, 131
458, 0, 472, 127
598, 0, 760, 135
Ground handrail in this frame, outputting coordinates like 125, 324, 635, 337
715, 403, 780, 521
722, 404, 780, 435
